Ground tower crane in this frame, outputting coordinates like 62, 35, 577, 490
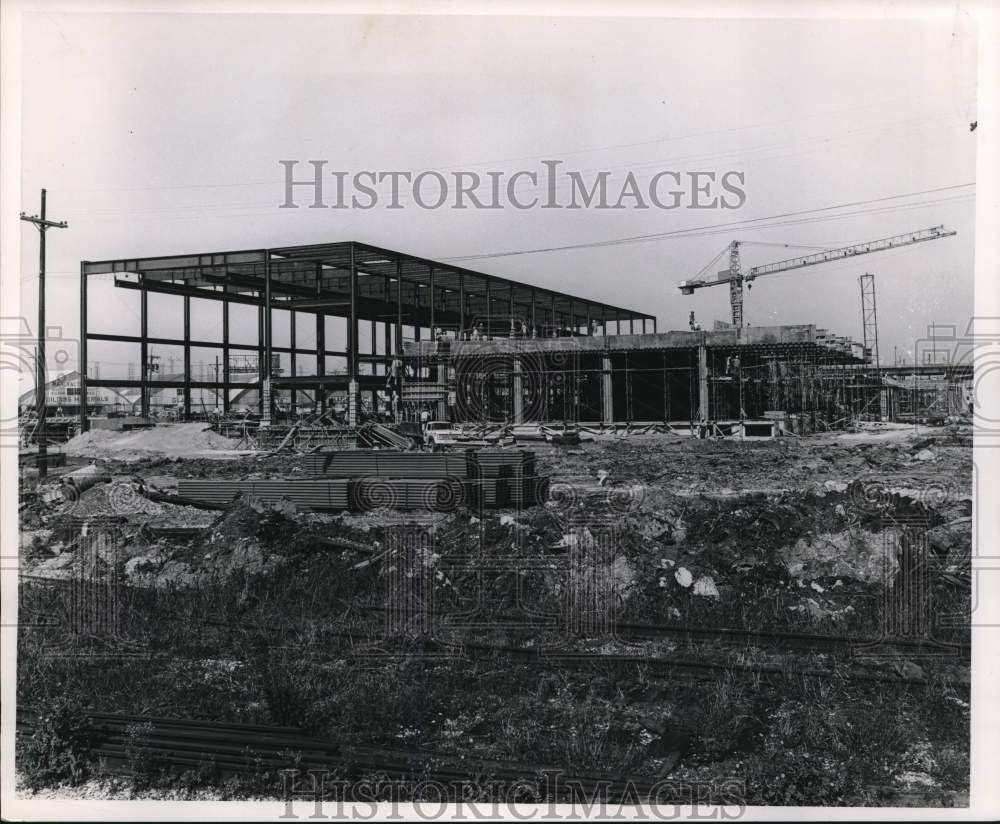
678, 225, 957, 328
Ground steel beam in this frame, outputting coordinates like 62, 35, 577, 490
281, 298, 351, 310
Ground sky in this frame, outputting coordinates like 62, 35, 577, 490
16, 10, 978, 385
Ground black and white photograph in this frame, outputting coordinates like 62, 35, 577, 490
2, 1, 998, 820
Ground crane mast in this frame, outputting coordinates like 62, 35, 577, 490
679, 225, 957, 328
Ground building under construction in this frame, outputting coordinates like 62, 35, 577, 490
404, 324, 872, 432
76, 238, 970, 438
77, 240, 653, 431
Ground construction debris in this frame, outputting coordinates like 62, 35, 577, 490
173, 449, 549, 513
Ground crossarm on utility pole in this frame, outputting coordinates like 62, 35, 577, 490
19, 188, 68, 478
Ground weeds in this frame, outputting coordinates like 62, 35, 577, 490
17, 695, 95, 791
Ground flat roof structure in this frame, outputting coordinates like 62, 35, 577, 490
82, 240, 655, 331
79, 241, 654, 428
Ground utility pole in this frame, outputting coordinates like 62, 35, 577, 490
20, 189, 68, 478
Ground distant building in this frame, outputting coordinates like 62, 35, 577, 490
18, 371, 133, 417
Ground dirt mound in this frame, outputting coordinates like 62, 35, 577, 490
62, 424, 239, 460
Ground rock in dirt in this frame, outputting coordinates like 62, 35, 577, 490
915, 449, 936, 462
674, 567, 693, 588
692, 576, 719, 598
780, 529, 896, 584
893, 661, 926, 681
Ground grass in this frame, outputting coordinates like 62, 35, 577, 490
16, 478, 971, 803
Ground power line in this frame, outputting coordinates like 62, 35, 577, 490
19, 188, 68, 478
442, 183, 975, 261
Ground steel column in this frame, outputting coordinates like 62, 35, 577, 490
348, 244, 358, 425
263, 251, 273, 421
316, 262, 325, 413
257, 302, 264, 416
512, 357, 524, 423
601, 354, 613, 424
290, 310, 297, 412
140, 285, 149, 417
486, 279, 492, 339
183, 295, 192, 419
222, 277, 231, 413
459, 272, 465, 337
79, 262, 88, 433
697, 339, 709, 424
429, 265, 435, 335
395, 258, 403, 355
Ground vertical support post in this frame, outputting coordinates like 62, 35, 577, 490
140, 285, 149, 418
21, 188, 68, 470
348, 244, 359, 426
530, 288, 537, 335
630, 316, 635, 335
316, 262, 325, 413
512, 356, 524, 423
262, 251, 272, 424
395, 258, 403, 355
663, 351, 669, 423
601, 354, 613, 425
36, 191, 47, 473
429, 265, 435, 336
256, 303, 264, 416
697, 339, 709, 426
485, 279, 492, 339
79, 262, 88, 434
183, 295, 191, 419
222, 278, 231, 413
458, 272, 465, 338
383, 272, 392, 360
290, 310, 297, 414
551, 294, 556, 337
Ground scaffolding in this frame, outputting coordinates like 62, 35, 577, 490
860, 273, 880, 367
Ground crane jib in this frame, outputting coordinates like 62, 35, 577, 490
677, 225, 957, 329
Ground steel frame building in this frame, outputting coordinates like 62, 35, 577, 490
78, 241, 655, 431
